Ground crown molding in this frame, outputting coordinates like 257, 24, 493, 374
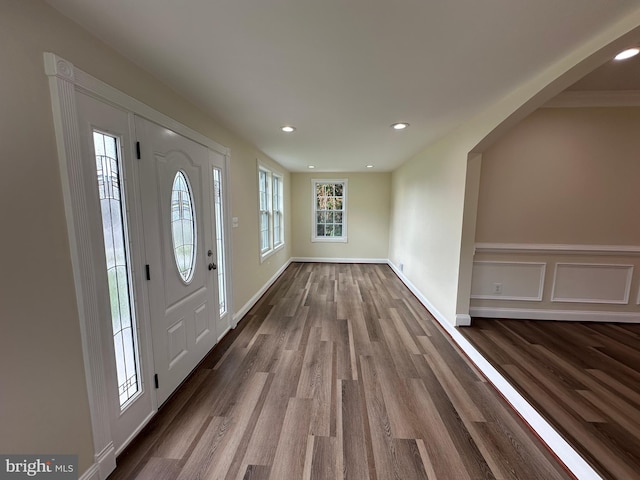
543, 90, 640, 108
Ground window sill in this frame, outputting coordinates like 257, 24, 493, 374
260, 243, 285, 263
311, 237, 348, 243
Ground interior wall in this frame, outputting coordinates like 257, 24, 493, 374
291, 172, 391, 260
455, 153, 483, 324
389, 133, 472, 323
389, 11, 640, 326
476, 107, 640, 245
471, 107, 640, 319
0, 0, 290, 473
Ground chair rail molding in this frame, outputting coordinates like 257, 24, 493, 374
475, 242, 640, 256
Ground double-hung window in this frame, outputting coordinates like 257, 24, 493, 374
258, 163, 284, 260
272, 175, 283, 248
312, 179, 347, 242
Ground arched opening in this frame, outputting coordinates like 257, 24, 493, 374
457, 23, 640, 324
455, 23, 640, 479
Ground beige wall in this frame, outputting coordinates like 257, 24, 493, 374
0, 0, 289, 473
476, 107, 640, 245
291, 172, 391, 260
471, 107, 640, 317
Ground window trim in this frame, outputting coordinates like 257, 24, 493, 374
272, 173, 284, 248
257, 161, 285, 261
311, 178, 348, 243
258, 167, 271, 255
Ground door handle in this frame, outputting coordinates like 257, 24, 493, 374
208, 263, 217, 271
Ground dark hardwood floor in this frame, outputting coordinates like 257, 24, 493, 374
461, 318, 640, 480
108, 263, 571, 480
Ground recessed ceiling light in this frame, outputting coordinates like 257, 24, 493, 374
614, 48, 640, 60
391, 122, 409, 130
281, 125, 296, 133
308, 165, 315, 169
366, 165, 374, 168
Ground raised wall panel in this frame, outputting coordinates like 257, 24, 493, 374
471, 261, 546, 301
551, 263, 633, 304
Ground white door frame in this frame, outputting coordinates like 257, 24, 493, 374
44, 52, 234, 480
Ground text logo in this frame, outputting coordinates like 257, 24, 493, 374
0, 455, 77, 480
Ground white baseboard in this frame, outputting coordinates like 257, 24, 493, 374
78, 441, 116, 480
232, 259, 292, 324
96, 442, 116, 480
387, 261, 601, 479
387, 261, 456, 327
79, 463, 100, 480
290, 257, 388, 264
456, 313, 471, 326
470, 306, 640, 323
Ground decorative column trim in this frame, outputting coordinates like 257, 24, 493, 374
44, 52, 116, 479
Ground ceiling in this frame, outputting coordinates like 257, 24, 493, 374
46, 0, 639, 172
568, 51, 640, 91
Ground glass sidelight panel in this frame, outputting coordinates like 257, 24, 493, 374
94, 131, 141, 408
213, 168, 227, 316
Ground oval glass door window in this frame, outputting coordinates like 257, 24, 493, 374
171, 171, 197, 283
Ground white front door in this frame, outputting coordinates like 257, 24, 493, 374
136, 117, 220, 405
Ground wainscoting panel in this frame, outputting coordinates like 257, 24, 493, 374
471, 244, 640, 324
551, 263, 633, 304
471, 261, 546, 301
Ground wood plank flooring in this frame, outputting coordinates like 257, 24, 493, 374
461, 318, 640, 480
108, 263, 571, 480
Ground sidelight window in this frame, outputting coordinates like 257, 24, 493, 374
94, 131, 141, 408
213, 167, 227, 316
